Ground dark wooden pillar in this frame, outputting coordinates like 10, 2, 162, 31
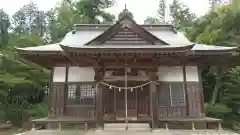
48, 68, 53, 117
63, 66, 69, 116
183, 66, 189, 116
95, 68, 104, 129
149, 71, 157, 129
198, 66, 205, 116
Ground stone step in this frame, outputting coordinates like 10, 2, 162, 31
103, 123, 150, 132
103, 128, 150, 132
104, 123, 150, 129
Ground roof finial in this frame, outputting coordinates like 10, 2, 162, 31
118, 4, 134, 20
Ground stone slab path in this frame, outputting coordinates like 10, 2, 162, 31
16, 129, 240, 135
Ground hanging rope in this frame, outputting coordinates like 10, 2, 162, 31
96, 81, 159, 90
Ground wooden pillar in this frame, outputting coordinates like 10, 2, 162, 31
31, 123, 36, 131
198, 66, 205, 116
165, 122, 168, 130
95, 68, 104, 129
48, 68, 53, 117
183, 66, 189, 116
218, 121, 222, 130
63, 66, 69, 116
149, 71, 157, 129
58, 123, 62, 130
191, 121, 195, 130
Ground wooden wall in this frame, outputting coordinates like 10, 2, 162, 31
157, 82, 203, 118
47, 66, 205, 119
187, 82, 204, 117
49, 83, 65, 117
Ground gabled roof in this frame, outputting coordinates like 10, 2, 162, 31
59, 25, 191, 47
85, 15, 169, 45
15, 9, 239, 54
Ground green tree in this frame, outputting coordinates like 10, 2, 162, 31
143, 0, 166, 24
157, 0, 166, 23
45, 0, 116, 43
209, 0, 221, 9
12, 2, 47, 37
169, 0, 196, 30
144, 16, 161, 24
0, 9, 10, 48
0, 0, 117, 126
73, 0, 115, 24
186, 0, 240, 129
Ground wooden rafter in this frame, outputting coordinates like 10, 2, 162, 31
61, 51, 100, 67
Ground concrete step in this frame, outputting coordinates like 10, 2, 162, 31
103, 123, 150, 132
103, 128, 150, 132
104, 123, 149, 128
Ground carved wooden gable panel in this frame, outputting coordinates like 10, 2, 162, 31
102, 27, 151, 45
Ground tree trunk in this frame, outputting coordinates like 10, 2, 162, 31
210, 66, 225, 105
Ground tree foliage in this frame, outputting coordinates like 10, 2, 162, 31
0, 0, 115, 126
169, 0, 196, 30
0, 9, 10, 48
144, 16, 161, 24
144, 0, 166, 24
144, 0, 240, 130
144, 0, 196, 30
186, 0, 240, 130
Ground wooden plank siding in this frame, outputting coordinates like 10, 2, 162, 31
64, 82, 96, 118
48, 76, 203, 121
158, 106, 187, 117
157, 82, 187, 118
50, 83, 65, 117
65, 105, 95, 118
187, 82, 202, 117
48, 82, 203, 119
157, 82, 203, 118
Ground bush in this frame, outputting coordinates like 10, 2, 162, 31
205, 103, 232, 119
25, 103, 48, 119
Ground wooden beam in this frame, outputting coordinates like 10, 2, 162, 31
103, 76, 149, 82
62, 52, 100, 67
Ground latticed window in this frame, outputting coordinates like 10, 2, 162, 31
171, 83, 185, 106
68, 85, 77, 99
159, 82, 185, 106
67, 83, 95, 105
159, 83, 171, 106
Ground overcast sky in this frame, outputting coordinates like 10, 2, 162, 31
0, 0, 211, 24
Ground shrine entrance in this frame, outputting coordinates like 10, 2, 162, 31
103, 81, 150, 121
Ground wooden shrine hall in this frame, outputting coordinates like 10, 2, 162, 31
17, 8, 239, 131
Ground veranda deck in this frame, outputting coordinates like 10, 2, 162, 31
32, 116, 222, 130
